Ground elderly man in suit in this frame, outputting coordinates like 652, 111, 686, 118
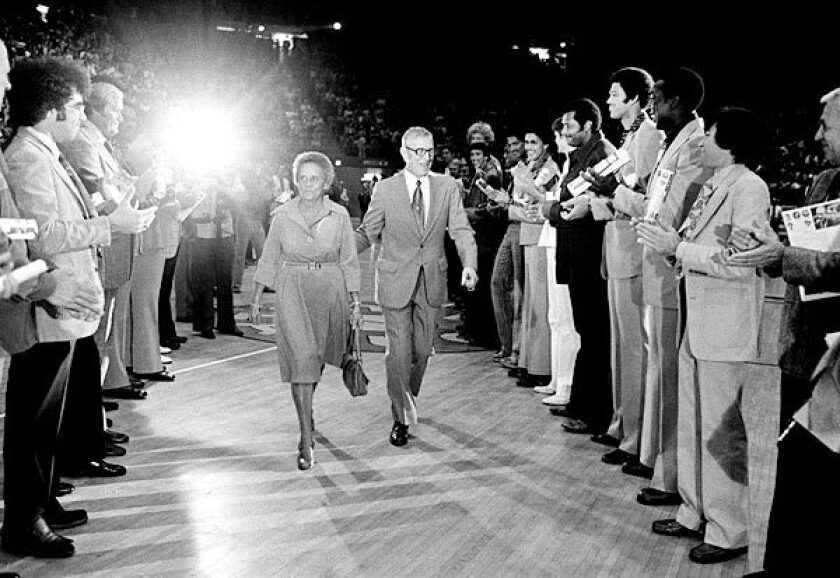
355, 126, 478, 446
728, 88, 840, 577
1, 55, 150, 557
584, 67, 664, 468
637, 107, 770, 564
60, 81, 145, 403
606, 69, 712, 504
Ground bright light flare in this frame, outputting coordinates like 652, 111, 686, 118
332, 22, 342, 30
162, 105, 241, 173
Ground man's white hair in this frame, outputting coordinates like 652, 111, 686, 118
820, 88, 840, 107
401, 126, 433, 148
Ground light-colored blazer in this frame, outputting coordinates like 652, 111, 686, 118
60, 119, 133, 289
613, 118, 713, 308
675, 164, 770, 362
603, 116, 664, 279
356, 171, 477, 309
4, 127, 108, 342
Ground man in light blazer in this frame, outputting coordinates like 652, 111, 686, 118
355, 126, 478, 446
637, 107, 770, 564
608, 69, 712, 503
586, 67, 664, 468
2, 56, 150, 557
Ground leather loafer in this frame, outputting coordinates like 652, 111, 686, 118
562, 418, 595, 434
132, 371, 174, 382
102, 400, 119, 411
104, 386, 148, 400
622, 459, 654, 479
105, 442, 127, 457
652, 518, 703, 538
590, 433, 620, 448
637, 487, 683, 506
62, 459, 126, 478
601, 449, 633, 465
106, 429, 130, 444
688, 543, 747, 564
0, 517, 74, 558
43, 499, 88, 530
56, 481, 75, 497
389, 421, 408, 447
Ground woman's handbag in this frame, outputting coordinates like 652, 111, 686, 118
341, 319, 368, 397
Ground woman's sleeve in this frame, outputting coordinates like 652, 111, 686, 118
254, 213, 284, 288
339, 212, 361, 293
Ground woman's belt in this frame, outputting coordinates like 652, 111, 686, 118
281, 261, 339, 270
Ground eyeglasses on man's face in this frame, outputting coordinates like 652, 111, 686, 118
405, 146, 434, 158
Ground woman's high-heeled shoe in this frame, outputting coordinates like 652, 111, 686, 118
297, 440, 315, 471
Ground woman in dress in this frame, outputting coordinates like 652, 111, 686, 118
250, 151, 362, 470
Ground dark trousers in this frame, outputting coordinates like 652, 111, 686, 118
57, 335, 105, 468
2, 341, 73, 527
463, 232, 503, 349
191, 237, 236, 333
567, 275, 612, 431
159, 249, 179, 341
762, 423, 840, 575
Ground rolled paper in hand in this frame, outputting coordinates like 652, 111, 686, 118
567, 149, 631, 197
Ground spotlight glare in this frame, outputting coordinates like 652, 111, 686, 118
162, 105, 240, 173
333, 22, 342, 31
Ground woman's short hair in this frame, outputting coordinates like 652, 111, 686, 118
292, 151, 335, 188
466, 121, 495, 145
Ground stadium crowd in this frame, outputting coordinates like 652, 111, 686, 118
0, 5, 838, 577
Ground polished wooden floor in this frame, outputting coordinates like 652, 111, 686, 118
0, 261, 780, 577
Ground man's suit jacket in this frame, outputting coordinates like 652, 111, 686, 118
676, 164, 770, 362
613, 118, 712, 308
602, 117, 664, 279
4, 127, 107, 342
355, 171, 477, 309
60, 119, 133, 290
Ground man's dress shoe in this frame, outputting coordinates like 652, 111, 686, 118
172, 335, 188, 343
197, 329, 215, 339
132, 370, 174, 382
652, 518, 704, 538
129, 376, 146, 388
56, 481, 75, 497
62, 459, 126, 478
43, 499, 88, 530
689, 543, 748, 564
562, 418, 595, 434
637, 487, 683, 506
105, 442, 127, 457
622, 459, 654, 479
0, 572, 21, 577
590, 433, 620, 447
549, 406, 574, 418
160, 339, 181, 350
102, 400, 119, 411
104, 386, 147, 399
389, 422, 408, 447
0, 517, 75, 558
218, 327, 244, 337
601, 449, 633, 465
106, 430, 130, 444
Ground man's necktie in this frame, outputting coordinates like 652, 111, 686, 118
58, 154, 95, 219
680, 182, 716, 240
412, 179, 425, 230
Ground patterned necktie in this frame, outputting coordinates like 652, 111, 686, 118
412, 179, 425, 230
57, 154, 94, 219
680, 182, 716, 239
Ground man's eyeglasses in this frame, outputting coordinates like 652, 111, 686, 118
405, 146, 434, 158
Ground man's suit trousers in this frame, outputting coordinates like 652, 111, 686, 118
57, 336, 106, 468
382, 268, 438, 425
95, 282, 131, 390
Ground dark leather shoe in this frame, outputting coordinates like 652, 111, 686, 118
652, 518, 703, 538
637, 487, 683, 506
549, 406, 574, 418
590, 433, 620, 447
197, 329, 215, 339
56, 481, 75, 497
562, 418, 595, 434
0, 517, 75, 558
102, 400, 119, 411
601, 449, 633, 465
172, 335, 188, 344
622, 460, 654, 479
104, 386, 148, 399
62, 459, 126, 478
0, 571, 21, 577
43, 499, 88, 530
160, 339, 181, 350
132, 371, 174, 382
105, 442, 127, 457
129, 376, 146, 388
218, 327, 244, 337
688, 543, 747, 564
389, 421, 408, 447
106, 430, 130, 444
